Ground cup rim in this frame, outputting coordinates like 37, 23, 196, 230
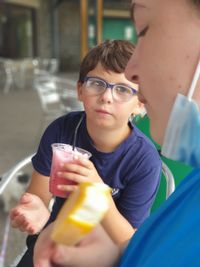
51, 143, 92, 158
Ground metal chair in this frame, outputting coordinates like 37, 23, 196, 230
34, 75, 63, 122
0, 154, 34, 195
34, 74, 83, 123
32, 58, 59, 75
161, 161, 175, 199
150, 161, 175, 213
0, 58, 14, 94
0, 154, 34, 267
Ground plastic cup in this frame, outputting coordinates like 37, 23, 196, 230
49, 143, 92, 198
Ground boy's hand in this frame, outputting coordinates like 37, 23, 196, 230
57, 157, 103, 193
10, 193, 50, 235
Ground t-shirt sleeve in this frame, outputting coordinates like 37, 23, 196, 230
116, 150, 162, 229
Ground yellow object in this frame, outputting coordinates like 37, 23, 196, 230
51, 182, 111, 245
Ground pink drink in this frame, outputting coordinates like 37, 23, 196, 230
50, 143, 92, 198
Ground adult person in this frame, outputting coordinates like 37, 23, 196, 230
33, 0, 200, 266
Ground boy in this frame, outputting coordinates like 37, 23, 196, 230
11, 40, 161, 266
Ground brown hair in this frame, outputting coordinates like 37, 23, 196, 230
192, 0, 200, 5
78, 40, 135, 83
188, 0, 200, 17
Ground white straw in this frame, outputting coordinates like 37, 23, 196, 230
187, 60, 200, 100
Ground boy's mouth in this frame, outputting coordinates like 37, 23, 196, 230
95, 109, 112, 115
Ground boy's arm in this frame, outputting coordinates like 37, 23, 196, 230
26, 170, 52, 207
102, 195, 136, 245
57, 156, 161, 245
57, 158, 136, 244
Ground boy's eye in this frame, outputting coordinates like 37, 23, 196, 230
115, 86, 131, 94
89, 80, 105, 88
137, 25, 149, 38
94, 81, 105, 87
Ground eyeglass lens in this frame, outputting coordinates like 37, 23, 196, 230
85, 77, 135, 102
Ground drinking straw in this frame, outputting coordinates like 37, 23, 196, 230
72, 113, 85, 150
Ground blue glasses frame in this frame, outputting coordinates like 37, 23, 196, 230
83, 76, 138, 95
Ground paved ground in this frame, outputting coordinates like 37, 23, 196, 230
0, 72, 78, 266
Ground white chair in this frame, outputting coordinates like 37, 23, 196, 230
0, 154, 34, 267
32, 58, 59, 75
162, 161, 175, 199
0, 153, 54, 267
0, 154, 34, 195
34, 74, 83, 123
58, 79, 83, 113
34, 75, 63, 122
150, 161, 175, 213
0, 58, 14, 94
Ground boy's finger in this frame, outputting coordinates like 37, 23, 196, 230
74, 156, 92, 167
57, 184, 78, 192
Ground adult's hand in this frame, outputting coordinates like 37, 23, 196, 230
34, 223, 121, 267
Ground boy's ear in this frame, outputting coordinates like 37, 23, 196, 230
77, 82, 83, 101
132, 100, 145, 116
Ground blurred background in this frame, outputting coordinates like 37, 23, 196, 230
0, 0, 136, 69
0, 1, 138, 266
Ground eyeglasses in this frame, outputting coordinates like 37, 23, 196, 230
83, 76, 138, 102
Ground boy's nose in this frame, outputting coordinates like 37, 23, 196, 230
99, 87, 113, 103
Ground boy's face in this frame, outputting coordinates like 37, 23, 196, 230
78, 63, 139, 130
126, 0, 200, 144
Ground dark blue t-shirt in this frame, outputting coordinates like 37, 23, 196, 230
32, 111, 162, 228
